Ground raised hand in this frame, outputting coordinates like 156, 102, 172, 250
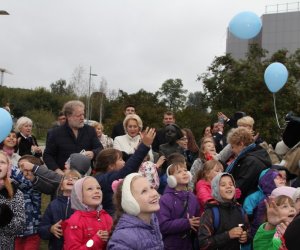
140, 127, 156, 147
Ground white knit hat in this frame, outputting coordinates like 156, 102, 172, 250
121, 173, 142, 216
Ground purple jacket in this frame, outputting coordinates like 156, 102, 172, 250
107, 213, 163, 250
157, 186, 200, 250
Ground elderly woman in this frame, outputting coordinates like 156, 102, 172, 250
113, 114, 154, 161
91, 122, 113, 149
226, 127, 271, 202
15, 116, 42, 157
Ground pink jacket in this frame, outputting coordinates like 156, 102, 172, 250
63, 209, 113, 250
195, 179, 213, 214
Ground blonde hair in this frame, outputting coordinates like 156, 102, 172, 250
0, 151, 13, 199
123, 114, 143, 133
237, 116, 255, 128
91, 121, 104, 131
15, 116, 33, 132
227, 127, 254, 146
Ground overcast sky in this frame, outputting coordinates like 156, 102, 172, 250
0, 0, 295, 95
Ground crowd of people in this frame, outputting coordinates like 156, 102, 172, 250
0, 99, 300, 250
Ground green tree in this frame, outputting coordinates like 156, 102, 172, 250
50, 79, 74, 96
157, 79, 188, 112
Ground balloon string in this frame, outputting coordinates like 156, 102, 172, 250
273, 93, 283, 130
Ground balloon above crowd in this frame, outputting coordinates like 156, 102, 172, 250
0, 108, 13, 143
229, 11, 262, 40
264, 62, 289, 93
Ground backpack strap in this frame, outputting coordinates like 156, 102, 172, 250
211, 206, 220, 232
211, 205, 245, 232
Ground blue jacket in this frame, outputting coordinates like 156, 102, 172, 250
38, 195, 73, 250
94, 143, 150, 216
11, 165, 42, 237
157, 186, 200, 250
107, 213, 164, 250
43, 123, 102, 171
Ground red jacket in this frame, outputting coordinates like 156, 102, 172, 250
63, 209, 113, 250
195, 179, 213, 214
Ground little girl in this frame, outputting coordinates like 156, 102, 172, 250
198, 172, 249, 250
195, 160, 224, 214
0, 151, 26, 250
157, 161, 200, 250
38, 169, 81, 250
63, 176, 113, 249
253, 195, 297, 250
107, 173, 163, 249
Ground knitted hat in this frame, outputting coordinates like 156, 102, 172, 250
270, 186, 296, 199
69, 153, 91, 175
71, 176, 102, 211
121, 173, 142, 216
211, 172, 235, 203
271, 165, 297, 181
292, 187, 300, 202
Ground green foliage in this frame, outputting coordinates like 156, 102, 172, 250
157, 79, 188, 112
50, 79, 75, 96
198, 44, 300, 142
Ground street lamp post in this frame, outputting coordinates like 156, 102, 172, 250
87, 66, 97, 122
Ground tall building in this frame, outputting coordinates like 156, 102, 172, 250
226, 2, 300, 60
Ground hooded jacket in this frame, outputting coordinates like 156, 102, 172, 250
227, 145, 271, 202
198, 173, 250, 250
38, 195, 73, 250
62, 177, 113, 250
107, 213, 164, 250
157, 186, 200, 250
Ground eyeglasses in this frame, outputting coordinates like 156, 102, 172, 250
63, 176, 79, 181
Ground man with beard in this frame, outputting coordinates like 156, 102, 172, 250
43, 100, 102, 174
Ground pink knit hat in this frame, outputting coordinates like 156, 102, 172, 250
271, 186, 296, 199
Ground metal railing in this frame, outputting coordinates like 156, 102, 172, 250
265, 2, 300, 13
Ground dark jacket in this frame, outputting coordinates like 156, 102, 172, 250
152, 127, 167, 153
228, 145, 271, 203
43, 123, 102, 171
94, 143, 150, 216
198, 201, 250, 250
38, 195, 73, 250
157, 186, 200, 250
111, 121, 125, 139
17, 133, 42, 157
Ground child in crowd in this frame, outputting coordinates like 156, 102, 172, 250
38, 169, 81, 250
195, 160, 224, 214
157, 161, 200, 249
253, 195, 297, 250
243, 168, 287, 237
198, 172, 250, 250
94, 127, 155, 216
107, 173, 163, 249
0, 151, 26, 250
138, 154, 165, 190
63, 176, 113, 249
13, 155, 43, 250
0, 130, 20, 166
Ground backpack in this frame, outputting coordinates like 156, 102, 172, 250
211, 206, 245, 232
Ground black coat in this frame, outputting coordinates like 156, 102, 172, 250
229, 145, 272, 203
43, 123, 102, 171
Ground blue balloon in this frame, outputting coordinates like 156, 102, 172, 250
264, 62, 289, 93
0, 108, 13, 143
229, 11, 262, 40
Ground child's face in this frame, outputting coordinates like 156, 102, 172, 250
82, 178, 102, 210
277, 199, 297, 223
61, 175, 79, 193
131, 177, 159, 214
4, 132, 17, 148
0, 154, 9, 179
172, 165, 190, 185
274, 173, 286, 187
219, 176, 235, 202
95, 126, 102, 137
206, 164, 223, 182
18, 159, 34, 180
203, 142, 216, 155
111, 156, 125, 171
